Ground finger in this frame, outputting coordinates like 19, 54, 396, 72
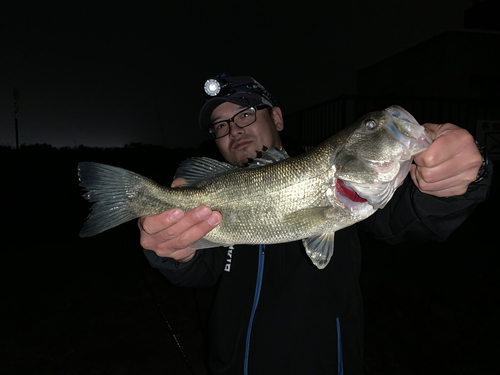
411, 164, 473, 197
170, 209, 222, 249
160, 205, 215, 238
421, 123, 443, 141
143, 206, 221, 252
418, 157, 479, 185
413, 156, 460, 184
139, 205, 222, 255
143, 211, 221, 254
421, 122, 457, 142
412, 165, 465, 192
171, 178, 187, 188
139, 208, 184, 235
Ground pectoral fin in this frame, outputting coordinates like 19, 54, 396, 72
282, 206, 334, 228
303, 232, 335, 269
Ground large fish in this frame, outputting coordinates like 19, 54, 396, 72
78, 105, 431, 269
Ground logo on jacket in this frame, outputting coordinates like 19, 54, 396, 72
224, 246, 234, 272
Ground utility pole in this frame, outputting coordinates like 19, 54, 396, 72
13, 88, 20, 150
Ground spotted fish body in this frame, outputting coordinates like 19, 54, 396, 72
79, 106, 431, 268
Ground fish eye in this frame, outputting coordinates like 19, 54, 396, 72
365, 119, 376, 130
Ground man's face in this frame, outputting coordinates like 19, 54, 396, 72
211, 101, 284, 166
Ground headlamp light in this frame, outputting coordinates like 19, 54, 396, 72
204, 78, 221, 96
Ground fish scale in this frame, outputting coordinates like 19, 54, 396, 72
179, 156, 332, 244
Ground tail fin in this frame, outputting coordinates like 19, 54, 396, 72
78, 162, 154, 237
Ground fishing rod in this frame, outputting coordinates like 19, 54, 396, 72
141, 276, 197, 375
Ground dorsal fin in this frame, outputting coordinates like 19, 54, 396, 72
246, 146, 290, 168
174, 147, 289, 186
173, 157, 238, 187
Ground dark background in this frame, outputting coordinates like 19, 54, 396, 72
1, 1, 499, 374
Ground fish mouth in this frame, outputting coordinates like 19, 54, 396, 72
336, 179, 367, 203
340, 177, 397, 211
331, 178, 374, 215
384, 106, 432, 154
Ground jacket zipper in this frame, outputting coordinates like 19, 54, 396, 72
337, 317, 344, 375
244, 244, 265, 375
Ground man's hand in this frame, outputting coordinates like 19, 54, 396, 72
138, 178, 222, 262
411, 123, 482, 197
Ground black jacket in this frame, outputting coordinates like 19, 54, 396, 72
144, 171, 492, 375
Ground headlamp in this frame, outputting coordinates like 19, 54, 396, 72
204, 78, 222, 96
199, 73, 277, 130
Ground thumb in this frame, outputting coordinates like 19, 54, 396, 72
422, 123, 458, 142
171, 178, 187, 188
421, 123, 442, 141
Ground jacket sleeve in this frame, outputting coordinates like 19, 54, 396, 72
358, 161, 493, 244
143, 247, 228, 288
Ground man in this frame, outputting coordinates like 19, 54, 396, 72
141, 74, 491, 374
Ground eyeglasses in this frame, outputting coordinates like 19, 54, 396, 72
208, 105, 270, 139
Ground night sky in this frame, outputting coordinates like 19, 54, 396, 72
0, 0, 473, 149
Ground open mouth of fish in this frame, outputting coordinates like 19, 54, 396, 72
336, 179, 367, 203
332, 178, 373, 216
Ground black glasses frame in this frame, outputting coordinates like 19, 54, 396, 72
208, 104, 270, 139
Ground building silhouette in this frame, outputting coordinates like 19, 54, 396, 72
285, 0, 500, 158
